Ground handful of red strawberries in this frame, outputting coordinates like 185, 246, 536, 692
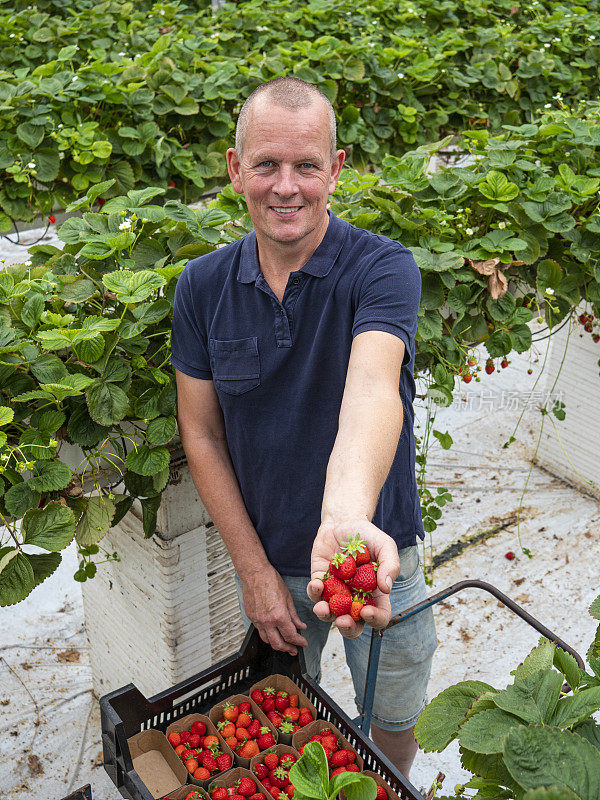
253, 750, 297, 799
298, 727, 359, 777
250, 688, 314, 734
167, 720, 233, 780
216, 700, 276, 758
322, 534, 378, 620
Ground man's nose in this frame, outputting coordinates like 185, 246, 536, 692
272, 165, 298, 197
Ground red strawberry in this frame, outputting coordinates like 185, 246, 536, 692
270, 767, 289, 789
252, 689, 265, 705
350, 598, 364, 622
247, 719, 262, 738
349, 563, 377, 592
262, 697, 276, 713
254, 762, 269, 780
322, 576, 351, 602
298, 712, 313, 727
264, 752, 279, 771
262, 778, 272, 790
168, 180, 176, 188
280, 754, 296, 769
274, 692, 289, 712
191, 720, 207, 736
267, 711, 282, 727
485, 360, 494, 375
505, 551, 515, 560
212, 789, 229, 800
330, 767, 346, 776
217, 753, 232, 772
189, 733, 202, 748
238, 778, 257, 797
309, 735, 322, 743
249, 794, 266, 800
179, 731, 191, 744
48, 214, 56, 224
346, 764, 360, 772
376, 787, 388, 800
330, 552, 356, 581
230, 795, 246, 800
285, 786, 294, 799
364, 596, 375, 607
278, 721, 294, 736
329, 594, 352, 616
501, 359, 509, 369
330, 750, 349, 767
320, 734, 338, 752
257, 727, 276, 749
239, 702, 252, 713
345, 534, 371, 565
200, 752, 217, 771
346, 751, 356, 763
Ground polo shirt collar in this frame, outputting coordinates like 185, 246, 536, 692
237, 211, 347, 284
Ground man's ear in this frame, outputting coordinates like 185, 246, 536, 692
328, 149, 346, 195
226, 148, 244, 194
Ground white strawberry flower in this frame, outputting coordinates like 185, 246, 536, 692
498, 221, 507, 229
397, 72, 404, 79
545, 287, 555, 295
466, 228, 474, 236
118, 219, 132, 230
544, 103, 552, 108
28, 162, 35, 168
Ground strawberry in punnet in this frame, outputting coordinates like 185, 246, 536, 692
346, 764, 360, 772
270, 767, 289, 789
253, 762, 270, 781
257, 727, 276, 749
274, 691, 290, 712
262, 695, 276, 713
375, 786, 389, 800
330, 750, 349, 767
238, 777, 257, 797
240, 701, 252, 713
249, 794, 266, 800
280, 753, 296, 769
267, 710, 283, 728
329, 593, 352, 617
168, 731, 181, 747
247, 719, 262, 739
288, 694, 299, 708
298, 709, 313, 727
264, 752, 279, 771
223, 702, 239, 722
191, 720, 207, 736
238, 740, 260, 758
279, 721, 296, 736
212, 789, 229, 800
349, 562, 378, 593
217, 753, 233, 771
252, 688, 265, 705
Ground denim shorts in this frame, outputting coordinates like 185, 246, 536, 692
234, 545, 438, 731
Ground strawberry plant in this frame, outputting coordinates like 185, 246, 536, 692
414, 593, 600, 798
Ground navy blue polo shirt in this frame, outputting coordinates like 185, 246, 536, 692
171, 211, 424, 576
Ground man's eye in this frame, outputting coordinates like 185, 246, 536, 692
300, 163, 316, 169
258, 160, 273, 167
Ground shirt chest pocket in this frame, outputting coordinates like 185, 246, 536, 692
209, 337, 261, 396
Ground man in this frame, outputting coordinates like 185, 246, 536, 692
171, 77, 437, 778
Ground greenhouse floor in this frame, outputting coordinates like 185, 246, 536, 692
1, 227, 599, 798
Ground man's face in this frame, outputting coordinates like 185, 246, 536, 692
226, 98, 345, 248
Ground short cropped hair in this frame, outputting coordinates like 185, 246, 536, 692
235, 77, 337, 159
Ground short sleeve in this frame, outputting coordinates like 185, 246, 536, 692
352, 246, 421, 365
170, 264, 212, 379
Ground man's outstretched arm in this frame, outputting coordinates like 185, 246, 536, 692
175, 369, 307, 655
308, 329, 405, 634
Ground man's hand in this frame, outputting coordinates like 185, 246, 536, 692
241, 567, 308, 656
307, 519, 401, 638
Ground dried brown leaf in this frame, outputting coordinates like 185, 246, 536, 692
57, 648, 80, 663
487, 268, 508, 299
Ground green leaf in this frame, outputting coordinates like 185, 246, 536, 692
0, 406, 14, 426
551, 687, 600, 729
458, 708, 525, 754
30, 353, 68, 384
509, 323, 533, 353
86, 379, 129, 426
75, 495, 115, 546
67, 403, 108, 447
514, 639, 556, 682
480, 171, 519, 202
460, 747, 520, 789
590, 595, 600, 621
411, 247, 464, 272
503, 726, 600, 796
22, 502, 76, 551
329, 773, 376, 800
4, 483, 42, 517
494, 668, 563, 725
27, 461, 72, 493
433, 430, 453, 450
146, 416, 177, 445
289, 741, 330, 799
414, 681, 495, 752
102, 270, 166, 304
573, 720, 600, 751
0, 549, 35, 606
537, 260, 562, 293
29, 552, 61, 589
553, 647, 582, 691
522, 788, 578, 800
58, 278, 96, 303
125, 445, 170, 476
141, 494, 162, 537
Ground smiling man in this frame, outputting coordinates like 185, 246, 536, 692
171, 77, 437, 778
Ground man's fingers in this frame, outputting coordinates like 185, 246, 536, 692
374, 538, 401, 594
312, 599, 335, 622
334, 614, 364, 639
307, 578, 325, 604
360, 603, 391, 631
287, 599, 308, 632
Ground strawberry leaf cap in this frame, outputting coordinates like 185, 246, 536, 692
343, 533, 367, 556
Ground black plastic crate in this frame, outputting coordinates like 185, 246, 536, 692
101, 627, 425, 800
61, 785, 92, 800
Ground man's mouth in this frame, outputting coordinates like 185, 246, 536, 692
271, 206, 302, 214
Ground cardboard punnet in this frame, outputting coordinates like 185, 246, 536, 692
249, 743, 301, 777
165, 712, 235, 781
361, 771, 403, 800
127, 729, 189, 800
208, 766, 270, 797
248, 675, 319, 744
209, 694, 278, 768
160, 786, 210, 800
291, 721, 363, 771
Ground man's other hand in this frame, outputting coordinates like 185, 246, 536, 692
241, 567, 308, 656
307, 519, 401, 637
